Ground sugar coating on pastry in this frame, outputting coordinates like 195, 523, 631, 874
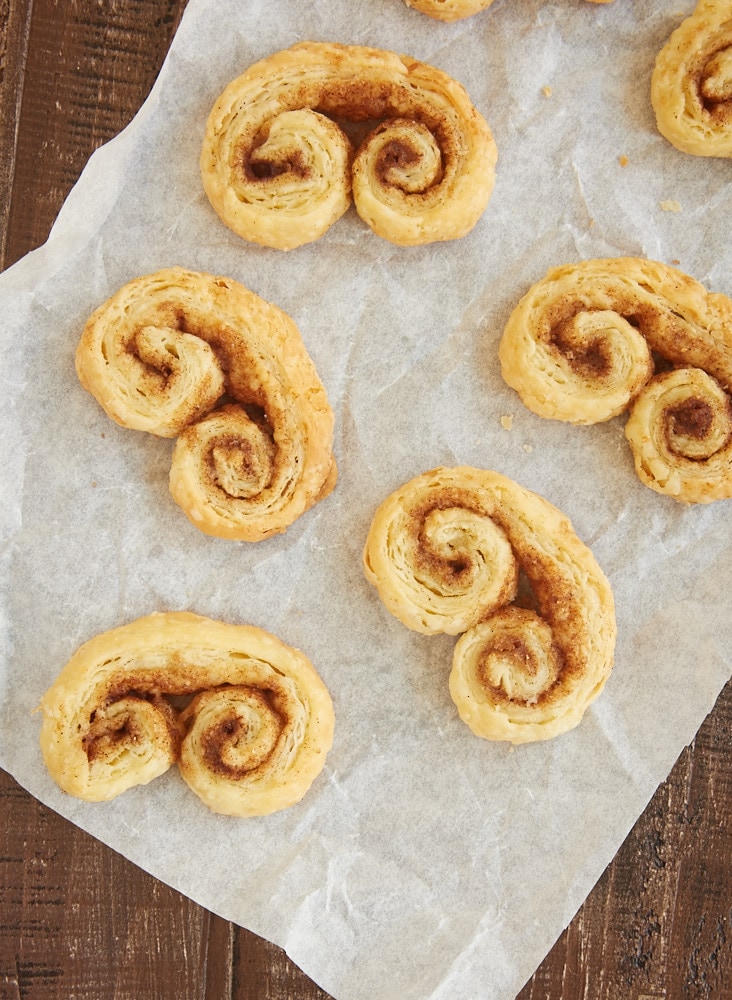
404, 0, 613, 22
76, 267, 336, 540
499, 257, 732, 503
363, 466, 616, 744
200, 41, 496, 249
651, 0, 732, 157
39, 612, 335, 817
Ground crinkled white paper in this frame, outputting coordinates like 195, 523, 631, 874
1, 1, 730, 998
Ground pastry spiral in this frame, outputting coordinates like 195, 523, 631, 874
39, 612, 335, 816
76, 268, 336, 539
651, 0, 732, 157
624, 367, 732, 503
363, 467, 616, 743
498, 257, 732, 503
403, 0, 613, 23
200, 41, 496, 249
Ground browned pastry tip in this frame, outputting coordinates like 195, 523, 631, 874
363, 467, 616, 743
200, 41, 496, 249
39, 612, 335, 816
76, 267, 336, 539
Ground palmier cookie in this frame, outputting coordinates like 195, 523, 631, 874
76, 268, 336, 539
200, 41, 496, 250
404, 0, 613, 23
363, 467, 616, 744
499, 257, 732, 503
39, 612, 335, 817
652, 0, 732, 157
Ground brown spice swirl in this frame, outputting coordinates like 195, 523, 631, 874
624, 367, 732, 502
200, 41, 496, 249
75, 268, 336, 539
651, 0, 732, 157
39, 612, 335, 817
498, 257, 732, 503
363, 467, 616, 743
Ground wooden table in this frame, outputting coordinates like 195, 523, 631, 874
1, 2, 730, 997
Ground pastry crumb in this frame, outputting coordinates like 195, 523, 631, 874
542, 85, 552, 97
500, 414, 514, 431
660, 199, 682, 212
522, 443, 533, 454
618, 154, 628, 167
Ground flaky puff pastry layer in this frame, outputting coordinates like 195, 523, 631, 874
652, 0, 732, 157
363, 467, 616, 744
404, 0, 613, 23
76, 268, 336, 540
499, 257, 732, 504
200, 41, 496, 250
39, 612, 335, 817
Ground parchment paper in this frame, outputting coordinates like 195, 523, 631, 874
1, 1, 730, 997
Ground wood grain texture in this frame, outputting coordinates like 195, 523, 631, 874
0, 2, 730, 998
0, 0, 32, 264
517, 682, 732, 999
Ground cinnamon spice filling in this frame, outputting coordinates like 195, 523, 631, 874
666, 396, 714, 440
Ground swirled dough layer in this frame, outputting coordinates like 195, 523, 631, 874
363, 467, 616, 743
39, 612, 335, 817
652, 0, 732, 157
624, 367, 732, 503
404, 0, 613, 23
76, 268, 336, 539
200, 41, 496, 249
498, 257, 732, 503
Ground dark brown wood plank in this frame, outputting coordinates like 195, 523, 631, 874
232, 930, 332, 1000
0, 768, 210, 1000
0, 769, 334, 1000
0, 1, 730, 998
3, 0, 187, 267
0, 0, 34, 263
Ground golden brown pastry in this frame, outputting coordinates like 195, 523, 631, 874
404, 0, 613, 23
39, 612, 335, 817
499, 257, 732, 503
651, 0, 732, 157
403, 0, 498, 23
363, 467, 616, 743
76, 268, 336, 539
624, 367, 732, 503
200, 41, 496, 249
